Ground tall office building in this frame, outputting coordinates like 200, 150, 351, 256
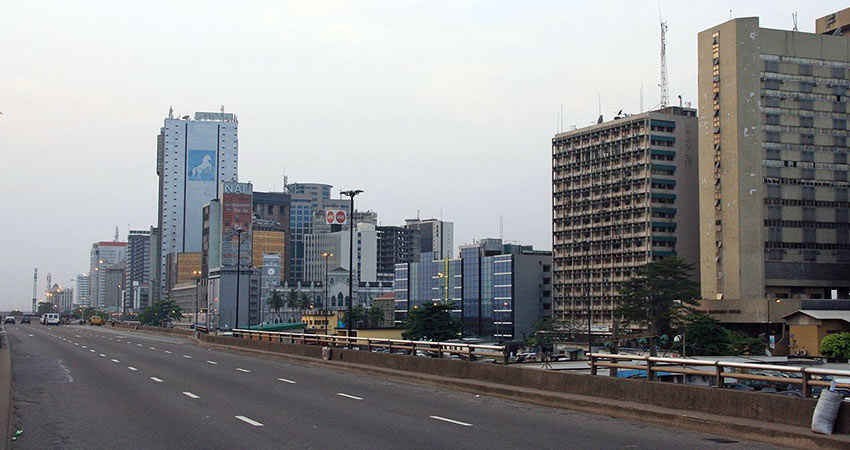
404, 218, 454, 260
125, 229, 151, 311
376, 225, 420, 282
697, 14, 850, 310
285, 183, 348, 282
551, 107, 699, 331
75, 273, 90, 307
304, 223, 377, 284
252, 191, 290, 280
89, 241, 127, 308
155, 111, 238, 301
45, 284, 74, 312
394, 239, 552, 339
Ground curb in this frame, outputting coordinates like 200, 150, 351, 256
0, 330, 12, 450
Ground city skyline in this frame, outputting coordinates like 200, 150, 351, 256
1, 1, 844, 310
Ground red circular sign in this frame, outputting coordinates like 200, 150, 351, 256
336, 211, 346, 224
327, 211, 335, 223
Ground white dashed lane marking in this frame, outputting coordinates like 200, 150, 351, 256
236, 368, 251, 373
150, 377, 164, 383
206, 361, 218, 365
235, 416, 263, 427
429, 416, 473, 427
277, 378, 296, 384
183, 355, 192, 359
182, 392, 200, 399
128, 367, 138, 371
111, 359, 120, 363
337, 393, 363, 401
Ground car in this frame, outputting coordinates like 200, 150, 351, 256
3, 316, 15, 324
20, 316, 30, 324
89, 315, 104, 326
41, 313, 60, 326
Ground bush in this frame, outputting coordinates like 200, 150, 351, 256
820, 333, 850, 359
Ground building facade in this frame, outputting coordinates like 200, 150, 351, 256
376, 225, 419, 283
252, 190, 291, 279
394, 239, 552, 340
404, 218, 454, 260
552, 107, 700, 332
285, 183, 349, 283
125, 229, 151, 312
74, 273, 90, 307
89, 241, 127, 308
155, 111, 238, 302
303, 223, 377, 284
697, 16, 850, 310
45, 284, 73, 312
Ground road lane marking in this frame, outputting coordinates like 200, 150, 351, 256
235, 416, 263, 427
429, 416, 473, 427
89, 350, 95, 353
149, 347, 156, 350
137, 344, 143, 347
99, 354, 106, 357
183, 355, 192, 359
337, 393, 363, 400
150, 377, 163, 383
164, 350, 172, 354
82, 346, 87, 348
74, 343, 79, 346
236, 368, 251, 373
28, 334, 33, 337
277, 378, 296, 384
111, 359, 120, 363
206, 361, 218, 365
128, 367, 138, 371
182, 392, 200, 399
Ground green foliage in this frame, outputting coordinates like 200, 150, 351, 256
139, 299, 183, 326
342, 305, 366, 328
286, 288, 299, 312
402, 303, 461, 341
366, 306, 385, 328
676, 314, 766, 356
615, 256, 700, 336
36, 302, 56, 315
266, 291, 285, 314
342, 305, 386, 329
298, 293, 312, 311
820, 333, 850, 359
523, 318, 554, 352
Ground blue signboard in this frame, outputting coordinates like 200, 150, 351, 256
187, 149, 216, 181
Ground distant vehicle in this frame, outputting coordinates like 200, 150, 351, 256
3, 316, 15, 324
89, 315, 104, 326
20, 316, 30, 324
41, 313, 60, 326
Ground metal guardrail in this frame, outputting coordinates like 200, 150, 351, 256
589, 352, 850, 397
231, 329, 509, 363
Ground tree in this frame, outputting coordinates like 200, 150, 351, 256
342, 306, 366, 328
267, 291, 285, 322
286, 288, 299, 320
820, 333, 850, 359
678, 314, 731, 356
139, 299, 183, 326
402, 303, 461, 341
523, 318, 554, 352
615, 256, 700, 338
36, 302, 56, 315
366, 306, 385, 328
298, 293, 312, 313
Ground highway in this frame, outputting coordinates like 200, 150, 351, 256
6, 324, 777, 449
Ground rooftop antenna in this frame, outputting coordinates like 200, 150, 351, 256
640, 82, 644, 112
597, 95, 603, 124
168, 106, 174, 119
499, 214, 504, 240
792, 12, 798, 32
114, 226, 119, 242
659, 7, 669, 108
560, 104, 563, 133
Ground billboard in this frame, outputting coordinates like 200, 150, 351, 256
326, 209, 347, 225
187, 149, 216, 182
221, 182, 253, 268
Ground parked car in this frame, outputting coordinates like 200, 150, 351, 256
20, 316, 30, 324
89, 315, 104, 326
3, 316, 15, 324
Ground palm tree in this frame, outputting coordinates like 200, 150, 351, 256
286, 288, 299, 322
267, 291, 285, 323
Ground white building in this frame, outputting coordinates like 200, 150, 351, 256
75, 273, 90, 307
89, 241, 127, 308
304, 223, 377, 284
155, 111, 238, 300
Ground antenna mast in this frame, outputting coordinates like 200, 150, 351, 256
659, 15, 669, 108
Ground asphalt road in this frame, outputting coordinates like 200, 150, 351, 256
6, 323, 779, 449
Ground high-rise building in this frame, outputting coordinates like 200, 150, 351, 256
252, 191, 290, 280
74, 273, 90, 307
89, 241, 127, 308
697, 14, 850, 315
104, 261, 126, 314
125, 229, 151, 311
551, 107, 699, 332
404, 218, 454, 260
304, 223, 377, 284
155, 111, 238, 302
394, 239, 552, 339
45, 283, 73, 312
376, 225, 419, 282
285, 183, 348, 282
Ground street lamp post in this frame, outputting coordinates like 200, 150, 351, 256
192, 270, 202, 328
234, 227, 245, 330
322, 252, 333, 337
340, 189, 363, 338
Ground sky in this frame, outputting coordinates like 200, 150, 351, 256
0, 0, 843, 310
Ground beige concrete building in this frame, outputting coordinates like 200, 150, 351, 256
552, 107, 700, 332
697, 14, 850, 316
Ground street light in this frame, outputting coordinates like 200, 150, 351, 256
340, 189, 363, 337
322, 252, 333, 337
233, 227, 246, 330
192, 270, 202, 328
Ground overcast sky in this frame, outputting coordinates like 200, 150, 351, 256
0, 1, 843, 310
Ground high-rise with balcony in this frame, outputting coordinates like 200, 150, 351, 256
154, 111, 238, 301
697, 13, 850, 312
552, 107, 699, 332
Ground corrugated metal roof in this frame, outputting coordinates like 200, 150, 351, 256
782, 310, 850, 322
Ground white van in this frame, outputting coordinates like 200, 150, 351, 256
41, 313, 60, 326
